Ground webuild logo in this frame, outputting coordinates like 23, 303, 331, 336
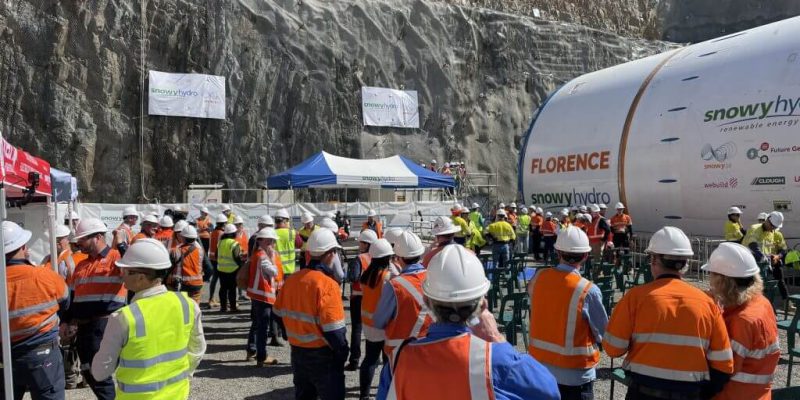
150, 87, 199, 97
704, 177, 738, 189
529, 187, 611, 207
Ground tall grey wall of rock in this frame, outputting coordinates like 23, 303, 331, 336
0, 0, 689, 202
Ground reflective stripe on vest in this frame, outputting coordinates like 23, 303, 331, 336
624, 361, 710, 382
730, 339, 780, 359
72, 249, 127, 305
730, 372, 773, 384
173, 243, 204, 285
529, 273, 595, 356
586, 219, 603, 241
247, 250, 277, 304
117, 291, 193, 399
351, 253, 371, 296
385, 273, 430, 348
217, 239, 239, 273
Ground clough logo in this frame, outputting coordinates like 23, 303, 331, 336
530, 151, 611, 174
751, 176, 785, 185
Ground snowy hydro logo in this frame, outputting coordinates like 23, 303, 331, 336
703, 94, 800, 125
150, 87, 200, 97
363, 102, 398, 110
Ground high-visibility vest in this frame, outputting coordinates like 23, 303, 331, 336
531, 215, 544, 230
235, 230, 249, 255
116, 291, 195, 399
517, 215, 531, 234
586, 218, 604, 243
209, 229, 223, 260
610, 214, 631, 234
362, 269, 393, 341
603, 277, 734, 382
486, 221, 515, 242
246, 249, 282, 304
155, 228, 174, 249
387, 333, 494, 400
274, 268, 346, 348
528, 268, 600, 369
196, 217, 212, 239
468, 211, 483, 228
173, 243, 204, 287
716, 295, 779, 400
362, 221, 383, 239
451, 216, 469, 238
351, 253, 371, 297
131, 232, 149, 244
384, 271, 432, 356
72, 249, 127, 306
298, 226, 318, 251
541, 220, 557, 236
217, 238, 240, 273
7, 262, 69, 343
723, 221, 744, 242
276, 228, 297, 274
43, 249, 76, 282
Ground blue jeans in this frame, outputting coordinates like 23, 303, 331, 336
359, 340, 386, 397
290, 346, 345, 400
76, 319, 115, 399
246, 300, 273, 361
1, 340, 64, 400
492, 243, 511, 270
349, 296, 362, 364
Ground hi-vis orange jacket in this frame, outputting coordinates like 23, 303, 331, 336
246, 248, 283, 305
603, 276, 734, 383
715, 294, 779, 400
8, 261, 69, 344
351, 253, 372, 297
274, 268, 346, 348
528, 268, 600, 369
71, 248, 127, 307
172, 242, 205, 287
383, 271, 432, 356
361, 269, 394, 342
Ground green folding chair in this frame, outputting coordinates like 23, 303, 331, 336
784, 296, 800, 386
497, 292, 530, 347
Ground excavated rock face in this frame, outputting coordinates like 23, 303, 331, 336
1, 0, 678, 202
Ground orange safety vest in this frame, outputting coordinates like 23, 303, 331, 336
155, 228, 174, 249
69, 251, 89, 288
610, 214, 632, 234
362, 221, 383, 239
528, 268, 600, 369
71, 249, 127, 306
209, 228, 223, 260
531, 215, 544, 229
603, 277, 734, 382
351, 253, 372, 297
7, 262, 69, 343
246, 248, 283, 304
388, 332, 495, 400
131, 232, 149, 244
384, 271, 432, 355
112, 223, 133, 249
715, 295, 779, 400
274, 268, 346, 348
362, 269, 392, 332
586, 218, 604, 243
507, 213, 518, 227
196, 217, 212, 239
236, 230, 249, 255
541, 220, 557, 236
173, 242, 204, 287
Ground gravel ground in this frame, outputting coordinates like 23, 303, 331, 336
46, 278, 800, 400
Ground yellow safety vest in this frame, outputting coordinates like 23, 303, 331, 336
217, 238, 240, 273
276, 228, 297, 274
298, 226, 318, 251
116, 291, 194, 399
518, 215, 531, 234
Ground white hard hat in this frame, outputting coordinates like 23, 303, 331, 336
757, 212, 768, 221
554, 226, 591, 253
255, 227, 279, 241
496, 209, 507, 217
599, 203, 607, 209
727, 207, 742, 215
301, 212, 315, 224
424, 245, 490, 303
115, 238, 171, 270
394, 230, 425, 258
510, 202, 517, 208
431, 216, 461, 236
142, 215, 159, 224
274, 209, 290, 220
545, 212, 553, 218
431, 159, 437, 164
589, 204, 601, 213
359, 229, 378, 244
74, 218, 108, 239
3, 221, 32, 254
460, 206, 470, 214
123, 207, 138, 217
498, 202, 506, 209
767, 211, 784, 229
560, 209, 569, 217
646, 226, 694, 257
258, 215, 275, 226
200, 206, 210, 214
383, 227, 405, 244
471, 203, 480, 209
451, 204, 462, 212
701, 242, 759, 278
368, 238, 394, 258
173, 220, 189, 233
367, 209, 377, 217
223, 224, 237, 235
222, 204, 232, 211
615, 202, 625, 209
233, 216, 244, 225
521, 207, 529, 214
180, 225, 198, 239
159, 216, 174, 228
307, 229, 341, 256
55, 225, 72, 238
320, 218, 338, 233
583, 213, 593, 223
579, 205, 588, 213
215, 214, 228, 224
536, 207, 543, 214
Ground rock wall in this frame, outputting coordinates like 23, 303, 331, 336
0, 0, 676, 202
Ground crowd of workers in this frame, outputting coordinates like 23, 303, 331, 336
1, 200, 794, 400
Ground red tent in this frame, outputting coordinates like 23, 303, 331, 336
1, 137, 52, 197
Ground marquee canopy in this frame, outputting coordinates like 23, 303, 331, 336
1, 137, 52, 197
266, 151, 455, 189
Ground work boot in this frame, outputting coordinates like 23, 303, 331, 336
256, 357, 279, 367
246, 350, 255, 361
344, 361, 359, 371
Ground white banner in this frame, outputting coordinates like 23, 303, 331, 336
362, 87, 420, 128
148, 71, 226, 119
